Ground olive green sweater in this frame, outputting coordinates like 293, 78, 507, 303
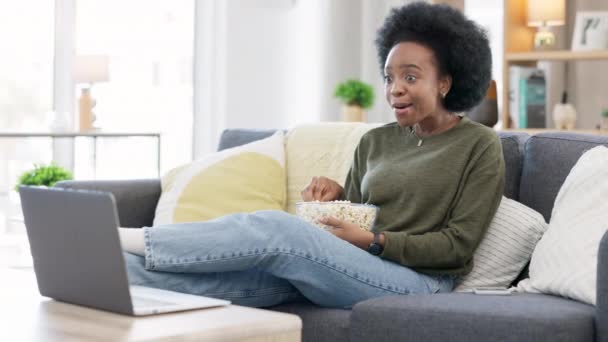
343, 117, 505, 276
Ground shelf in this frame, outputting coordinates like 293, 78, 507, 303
499, 128, 608, 136
506, 50, 608, 62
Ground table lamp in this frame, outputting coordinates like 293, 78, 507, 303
527, 0, 565, 50
74, 55, 109, 131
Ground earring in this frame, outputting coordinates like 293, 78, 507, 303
441, 92, 446, 98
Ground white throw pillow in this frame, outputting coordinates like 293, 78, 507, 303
455, 196, 548, 291
285, 122, 382, 214
517, 146, 608, 305
153, 131, 286, 226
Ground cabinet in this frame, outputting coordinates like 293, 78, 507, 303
501, 0, 608, 134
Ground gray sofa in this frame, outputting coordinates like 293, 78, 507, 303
56, 129, 608, 342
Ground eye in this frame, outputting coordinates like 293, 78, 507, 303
405, 74, 417, 83
383, 75, 393, 84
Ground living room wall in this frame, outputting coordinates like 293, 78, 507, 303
193, 0, 413, 158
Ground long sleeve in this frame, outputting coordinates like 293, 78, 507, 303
379, 139, 505, 275
341, 137, 366, 204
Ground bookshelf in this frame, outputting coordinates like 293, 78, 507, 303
501, 0, 608, 133
506, 50, 608, 62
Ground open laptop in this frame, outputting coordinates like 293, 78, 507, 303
19, 186, 230, 316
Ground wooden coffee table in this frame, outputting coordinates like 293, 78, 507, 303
0, 267, 302, 341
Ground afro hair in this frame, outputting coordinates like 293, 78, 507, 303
375, 2, 492, 113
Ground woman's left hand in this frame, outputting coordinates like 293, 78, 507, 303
319, 216, 373, 250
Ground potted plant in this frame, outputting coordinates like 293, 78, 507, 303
602, 108, 608, 131
334, 79, 374, 122
14, 163, 73, 192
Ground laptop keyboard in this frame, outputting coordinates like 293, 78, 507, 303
132, 296, 177, 308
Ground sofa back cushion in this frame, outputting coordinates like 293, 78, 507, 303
519, 133, 608, 222
497, 132, 529, 201
217, 129, 280, 151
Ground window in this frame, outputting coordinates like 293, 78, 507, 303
74, 0, 194, 179
0, 1, 55, 266
0, 1, 195, 267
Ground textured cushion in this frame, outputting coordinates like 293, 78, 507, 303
153, 131, 286, 225
270, 302, 351, 342
285, 123, 381, 214
519, 133, 608, 222
351, 293, 595, 342
518, 146, 608, 305
497, 132, 529, 200
455, 196, 547, 290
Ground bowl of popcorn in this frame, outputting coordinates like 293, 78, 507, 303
295, 200, 378, 231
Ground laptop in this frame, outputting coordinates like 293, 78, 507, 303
19, 186, 230, 316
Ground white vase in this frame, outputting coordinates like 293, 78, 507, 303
552, 103, 577, 130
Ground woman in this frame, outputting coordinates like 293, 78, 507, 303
122, 2, 504, 309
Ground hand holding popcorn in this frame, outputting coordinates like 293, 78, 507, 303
301, 176, 344, 202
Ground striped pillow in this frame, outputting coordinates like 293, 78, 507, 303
454, 196, 548, 291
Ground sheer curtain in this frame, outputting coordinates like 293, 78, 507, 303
0, 1, 55, 266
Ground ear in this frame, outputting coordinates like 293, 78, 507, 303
439, 74, 452, 97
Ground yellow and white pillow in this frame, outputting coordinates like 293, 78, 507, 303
153, 131, 286, 226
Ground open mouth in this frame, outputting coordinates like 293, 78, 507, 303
393, 103, 413, 116
393, 103, 412, 110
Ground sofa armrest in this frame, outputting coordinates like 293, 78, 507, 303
54, 179, 161, 228
597, 230, 608, 342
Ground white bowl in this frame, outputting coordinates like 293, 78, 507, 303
295, 201, 378, 231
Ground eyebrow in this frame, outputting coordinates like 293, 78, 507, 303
384, 64, 422, 73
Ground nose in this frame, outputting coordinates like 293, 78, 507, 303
389, 80, 405, 97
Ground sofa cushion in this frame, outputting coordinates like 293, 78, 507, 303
498, 132, 529, 201
519, 132, 608, 222
154, 131, 286, 225
517, 146, 608, 305
455, 196, 547, 291
270, 302, 351, 342
351, 293, 594, 342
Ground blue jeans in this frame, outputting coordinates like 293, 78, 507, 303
125, 210, 454, 309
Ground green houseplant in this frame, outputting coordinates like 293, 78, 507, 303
14, 163, 73, 191
334, 79, 374, 122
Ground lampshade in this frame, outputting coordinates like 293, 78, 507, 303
74, 55, 110, 84
528, 0, 565, 27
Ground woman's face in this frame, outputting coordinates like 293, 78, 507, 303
383, 42, 451, 127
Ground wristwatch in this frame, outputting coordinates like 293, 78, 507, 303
367, 232, 384, 256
